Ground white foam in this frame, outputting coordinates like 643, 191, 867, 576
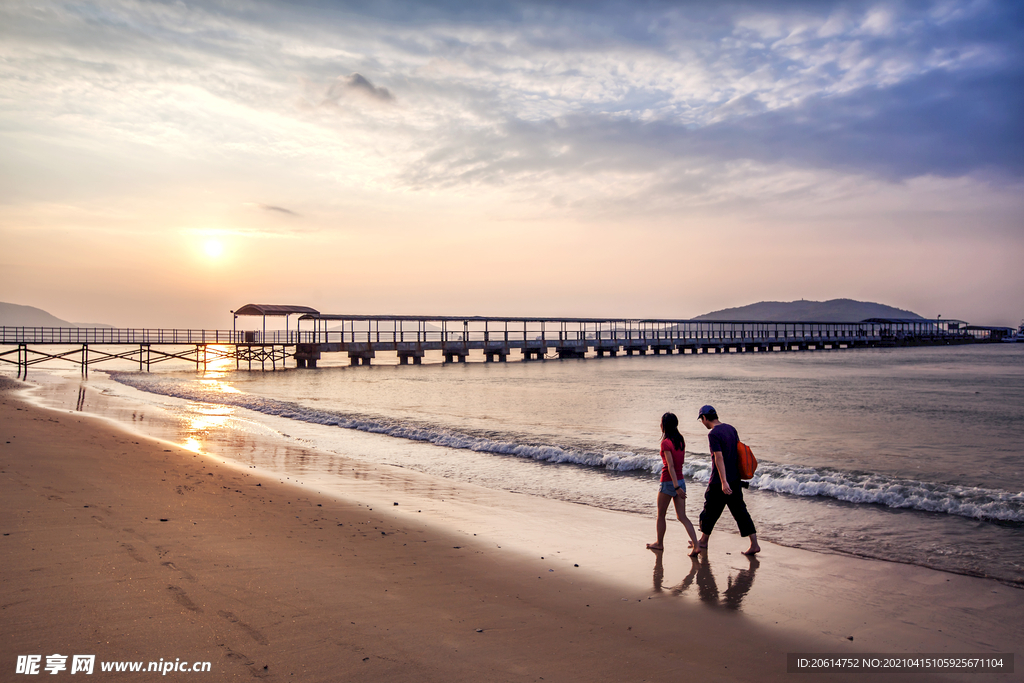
109, 373, 664, 473
749, 465, 1024, 522
110, 372, 1024, 524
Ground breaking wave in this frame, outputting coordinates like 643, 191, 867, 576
109, 372, 1024, 524
748, 463, 1024, 523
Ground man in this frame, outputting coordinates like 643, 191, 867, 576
696, 405, 760, 555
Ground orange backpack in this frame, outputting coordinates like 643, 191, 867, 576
737, 441, 757, 480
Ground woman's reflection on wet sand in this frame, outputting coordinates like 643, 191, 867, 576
651, 551, 759, 610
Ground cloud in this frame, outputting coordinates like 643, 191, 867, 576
3, 0, 1022, 211
694, 67, 1024, 180
256, 203, 301, 217
335, 0, 1024, 194
324, 73, 395, 104
401, 60, 1024, 193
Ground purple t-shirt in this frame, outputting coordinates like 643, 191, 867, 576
708, 423, 740, 484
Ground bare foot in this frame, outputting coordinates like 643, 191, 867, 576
687, 546, 700, 557
646, 543, 664, 550
742, 543, 761, 556
688, 540, 708, 549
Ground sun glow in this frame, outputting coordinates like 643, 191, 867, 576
204, 240, 224, 259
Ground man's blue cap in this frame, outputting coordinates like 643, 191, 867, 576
697, 404, 716, 419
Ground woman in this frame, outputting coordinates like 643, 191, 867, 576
646, 412, 701, 556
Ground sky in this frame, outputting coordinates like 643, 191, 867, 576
1, 0, 1021, 328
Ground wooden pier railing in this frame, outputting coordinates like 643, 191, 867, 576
0, 328, 287, 345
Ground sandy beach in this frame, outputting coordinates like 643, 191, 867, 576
1, 376, 1019, 682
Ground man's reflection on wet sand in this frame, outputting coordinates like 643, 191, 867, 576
651, 551, 759, 610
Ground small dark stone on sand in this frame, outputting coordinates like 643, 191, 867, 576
160, 519, 168, 522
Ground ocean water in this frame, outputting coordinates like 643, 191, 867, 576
18, 343, 1024, 585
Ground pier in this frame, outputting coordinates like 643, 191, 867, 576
1, 305, 1010, 376
288, 314, 1003, 366
294, 315, 894, 367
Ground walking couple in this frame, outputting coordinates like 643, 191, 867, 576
646, 405, 760, 556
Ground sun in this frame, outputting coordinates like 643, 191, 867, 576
204, 240, 224, 259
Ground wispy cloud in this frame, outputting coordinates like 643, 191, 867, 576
255, 203, 301, 217
3, 0, 1020, 199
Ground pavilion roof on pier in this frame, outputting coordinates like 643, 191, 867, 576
233, 304, 320, 317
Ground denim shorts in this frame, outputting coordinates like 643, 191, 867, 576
660, 480, 685, 496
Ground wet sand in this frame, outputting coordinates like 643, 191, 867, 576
1, 376, 1019, 681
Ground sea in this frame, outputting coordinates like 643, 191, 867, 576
15, 342, 1024, 586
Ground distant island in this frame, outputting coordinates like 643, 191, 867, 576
0, 302, 113, 328
694, 298, 925, 322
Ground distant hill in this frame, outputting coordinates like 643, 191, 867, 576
0, 302, 113, 328
694, 299, 925, 322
